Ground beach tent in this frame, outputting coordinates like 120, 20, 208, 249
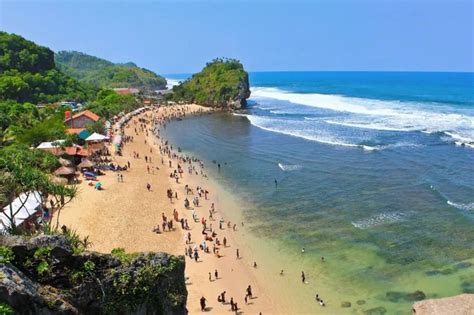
0, 192, 42, 234
86, 133, 109, 142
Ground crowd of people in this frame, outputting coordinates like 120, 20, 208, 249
112, 104, 327, 313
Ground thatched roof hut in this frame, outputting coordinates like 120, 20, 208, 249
77, 159, 94, 168
58, 157, 73, 167
54, 166, 76, 177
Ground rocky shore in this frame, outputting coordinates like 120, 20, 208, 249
412, 294, 474, 314
0, 234, 187, 314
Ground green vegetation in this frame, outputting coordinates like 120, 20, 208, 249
0, 32, 95, 104
111, 247, 139, 263
0, 303, 13, 315
0, 246, 14, 264
86, 89, 139, 119
171, 58, 250, 107
105, 254, 185, 313
0, 146, 77, 233
56, 51, 167, 90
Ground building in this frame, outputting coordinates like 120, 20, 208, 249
113, 88, 140, 95
0, 192, 43, 234
64, 110, 100, 129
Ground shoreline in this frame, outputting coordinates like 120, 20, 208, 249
58, 104, 286, 314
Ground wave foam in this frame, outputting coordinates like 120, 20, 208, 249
352, 212, 407, 229
447, 201, 474, 211
278, 163, 302, 171
246, 115, 421, 151
165, 78, 182, 90
251, 86, 474, 147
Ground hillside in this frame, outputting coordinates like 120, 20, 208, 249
0, 32, 93, 103
55, 51, 167, 90
171, 58, 251, 109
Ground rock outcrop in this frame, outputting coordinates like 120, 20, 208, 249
412, 294, 474, 315
170, 58, 251, 110
0, 235, 187, 314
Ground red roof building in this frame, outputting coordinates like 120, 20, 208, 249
65, 110, 100, 129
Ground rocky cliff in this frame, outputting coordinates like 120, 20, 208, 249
0, 235, 187, 314
170, 58, 251, 109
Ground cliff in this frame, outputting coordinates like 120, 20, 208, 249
171, 58, 251, 109
0, 235, 187, 314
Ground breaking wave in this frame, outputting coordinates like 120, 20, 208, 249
278, 163, 302, 171
251, 87, 474, 148
352, 212, 408, 229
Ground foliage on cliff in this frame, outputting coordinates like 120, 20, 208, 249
0, 32, 94, 104
171, 58, 250, 108
56, 51, 167, 91
0, 234, 187, 314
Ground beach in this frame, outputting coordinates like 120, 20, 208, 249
58, 104, 288, 314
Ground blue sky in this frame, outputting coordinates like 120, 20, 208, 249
1, 0, 473, 74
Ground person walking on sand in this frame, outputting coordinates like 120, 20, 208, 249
246, 285, 253, 299
147, 183, 151, 191
200, 296, 207, 311
236, 249, 240, 259
301, 271, 306, 283
214, 269, 218, 279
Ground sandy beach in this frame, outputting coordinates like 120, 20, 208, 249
59, 104, 284, 314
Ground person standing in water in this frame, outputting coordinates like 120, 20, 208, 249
274, 179, 278, 187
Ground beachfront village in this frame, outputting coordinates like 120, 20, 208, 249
1, 31, 280, 314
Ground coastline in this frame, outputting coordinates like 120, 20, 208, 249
58, 104, 287, 314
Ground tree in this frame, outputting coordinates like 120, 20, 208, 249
0, 147, 77, 234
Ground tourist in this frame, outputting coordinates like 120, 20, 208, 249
200, 296, 207, 311
301, 271, 306, 283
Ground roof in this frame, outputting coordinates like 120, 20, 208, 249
66, 128, 86, 135
65, 110, 100, 123
86, 132, 109, 142
54, 166, 76, 176
1, 192, 41, 233
78, 159, 94, 168
37, 140, 66, 149
113, 88, 140, 95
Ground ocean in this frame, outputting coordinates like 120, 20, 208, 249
163, 72, 474, 314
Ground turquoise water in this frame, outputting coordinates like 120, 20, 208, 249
164, 72, 474, 313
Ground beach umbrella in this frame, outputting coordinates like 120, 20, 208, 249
78, 159, 94, 168
58, 157, 73, 167
54, 166, 76, 176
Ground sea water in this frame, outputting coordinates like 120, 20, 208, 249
163, 72, 474, 314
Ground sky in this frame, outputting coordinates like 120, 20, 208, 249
0, 0, 473, 74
